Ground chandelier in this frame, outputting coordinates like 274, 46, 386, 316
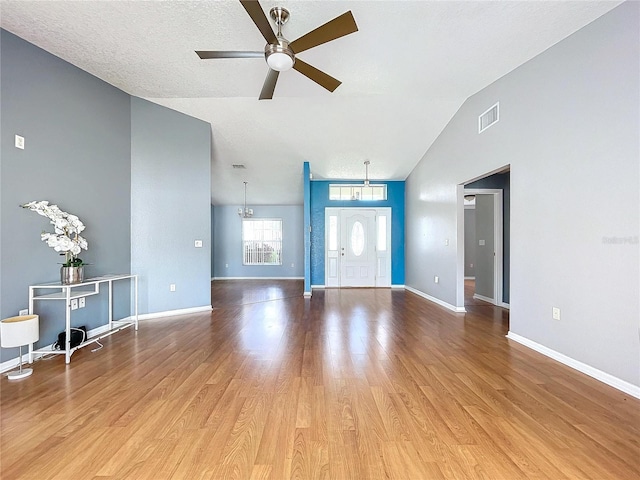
238, 181, 253, 218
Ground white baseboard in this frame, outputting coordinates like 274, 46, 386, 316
473, 293, 496, 304
312, 284, 405, 290
405, 286, 466, 313
501, 302, 510, 309
506, 331, 640, 399
0, 323, 112, 374
136, 305, 212, 321
212, 277, 304, 280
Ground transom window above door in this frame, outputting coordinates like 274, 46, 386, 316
329, 184, 387, 201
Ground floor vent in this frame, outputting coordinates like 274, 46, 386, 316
479, 102, 499, 133
232, 164, 246, 169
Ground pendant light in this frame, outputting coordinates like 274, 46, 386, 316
363, 160, 370, 187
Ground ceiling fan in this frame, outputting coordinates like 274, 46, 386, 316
196, 0, 358, 100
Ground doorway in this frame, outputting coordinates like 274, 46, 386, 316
325, 208, 391, 287
464, 190, 503, 306
457, 167, 510, 310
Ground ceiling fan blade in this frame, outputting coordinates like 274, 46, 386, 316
239, 0, 277, 45
289, 11, 358, 54
293, 58, 341, 93
196, 51, 264, 59
259, 69, 279, 100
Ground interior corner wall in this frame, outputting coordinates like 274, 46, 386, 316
212, 205, 304, 279
211, 204, 215, 279
0, 30, 131, 361
303, 162, 311, 294
131, 97, 211, 314
405, 2, 639, 387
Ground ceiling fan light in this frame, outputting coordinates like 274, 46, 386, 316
265, 43, 295, 72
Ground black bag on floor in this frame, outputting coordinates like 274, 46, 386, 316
54, 326, 87, 350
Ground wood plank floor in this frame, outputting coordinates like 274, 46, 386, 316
1, 280, 638, 479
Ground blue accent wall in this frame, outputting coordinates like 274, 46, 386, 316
310, 180, 405, 286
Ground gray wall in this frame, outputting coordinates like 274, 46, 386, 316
405, 3, 639, 386
131, 97, 211, 315
474, 195, 495, 300
213, 205, 304, 278
463, 208, 476, 277
0, 30, 131, 361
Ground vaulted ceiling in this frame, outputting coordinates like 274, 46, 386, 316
0, 1, 621, 205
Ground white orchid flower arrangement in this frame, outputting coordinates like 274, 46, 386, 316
21, 201, 88, 267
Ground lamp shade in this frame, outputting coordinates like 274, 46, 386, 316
266, 51, 294, 71
1, 315, 39, 348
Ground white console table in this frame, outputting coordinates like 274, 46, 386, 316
28, 274, 138, 364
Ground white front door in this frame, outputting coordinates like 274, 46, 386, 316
325, 208, 391, 288
341, 209, 376, 287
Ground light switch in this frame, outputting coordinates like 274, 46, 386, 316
194, 240, 203, 248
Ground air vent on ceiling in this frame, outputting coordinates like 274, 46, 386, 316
478, 102, 499, 133
232, 164, 246, 169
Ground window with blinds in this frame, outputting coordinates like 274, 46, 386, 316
242, 219, 283, 265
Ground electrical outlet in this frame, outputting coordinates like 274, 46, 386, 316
444, 238, 449, 246
225, 264, 229, 268
170, 284, 176, 292
71, 299, 78, 310
434, 276, 439, 284
79, 297, 86, 308
19, 309, 29, 316
15, 135, 24, 149
552, 307, 561, 321
291, 263, 295, 267
194, 240, 203, 248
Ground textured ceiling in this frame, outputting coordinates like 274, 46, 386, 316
0, 0, 621, 205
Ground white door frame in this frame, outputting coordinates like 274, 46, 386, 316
460, 188, 503, 306
325, 207, 392, 288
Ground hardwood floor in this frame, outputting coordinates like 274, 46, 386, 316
2, 280, 638, 479
464, 279, 495, 308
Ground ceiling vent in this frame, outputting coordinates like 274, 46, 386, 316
232, 164, 246, 169
479, 102, 499, 133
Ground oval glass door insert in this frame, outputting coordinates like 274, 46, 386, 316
351, 221, 365, 256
